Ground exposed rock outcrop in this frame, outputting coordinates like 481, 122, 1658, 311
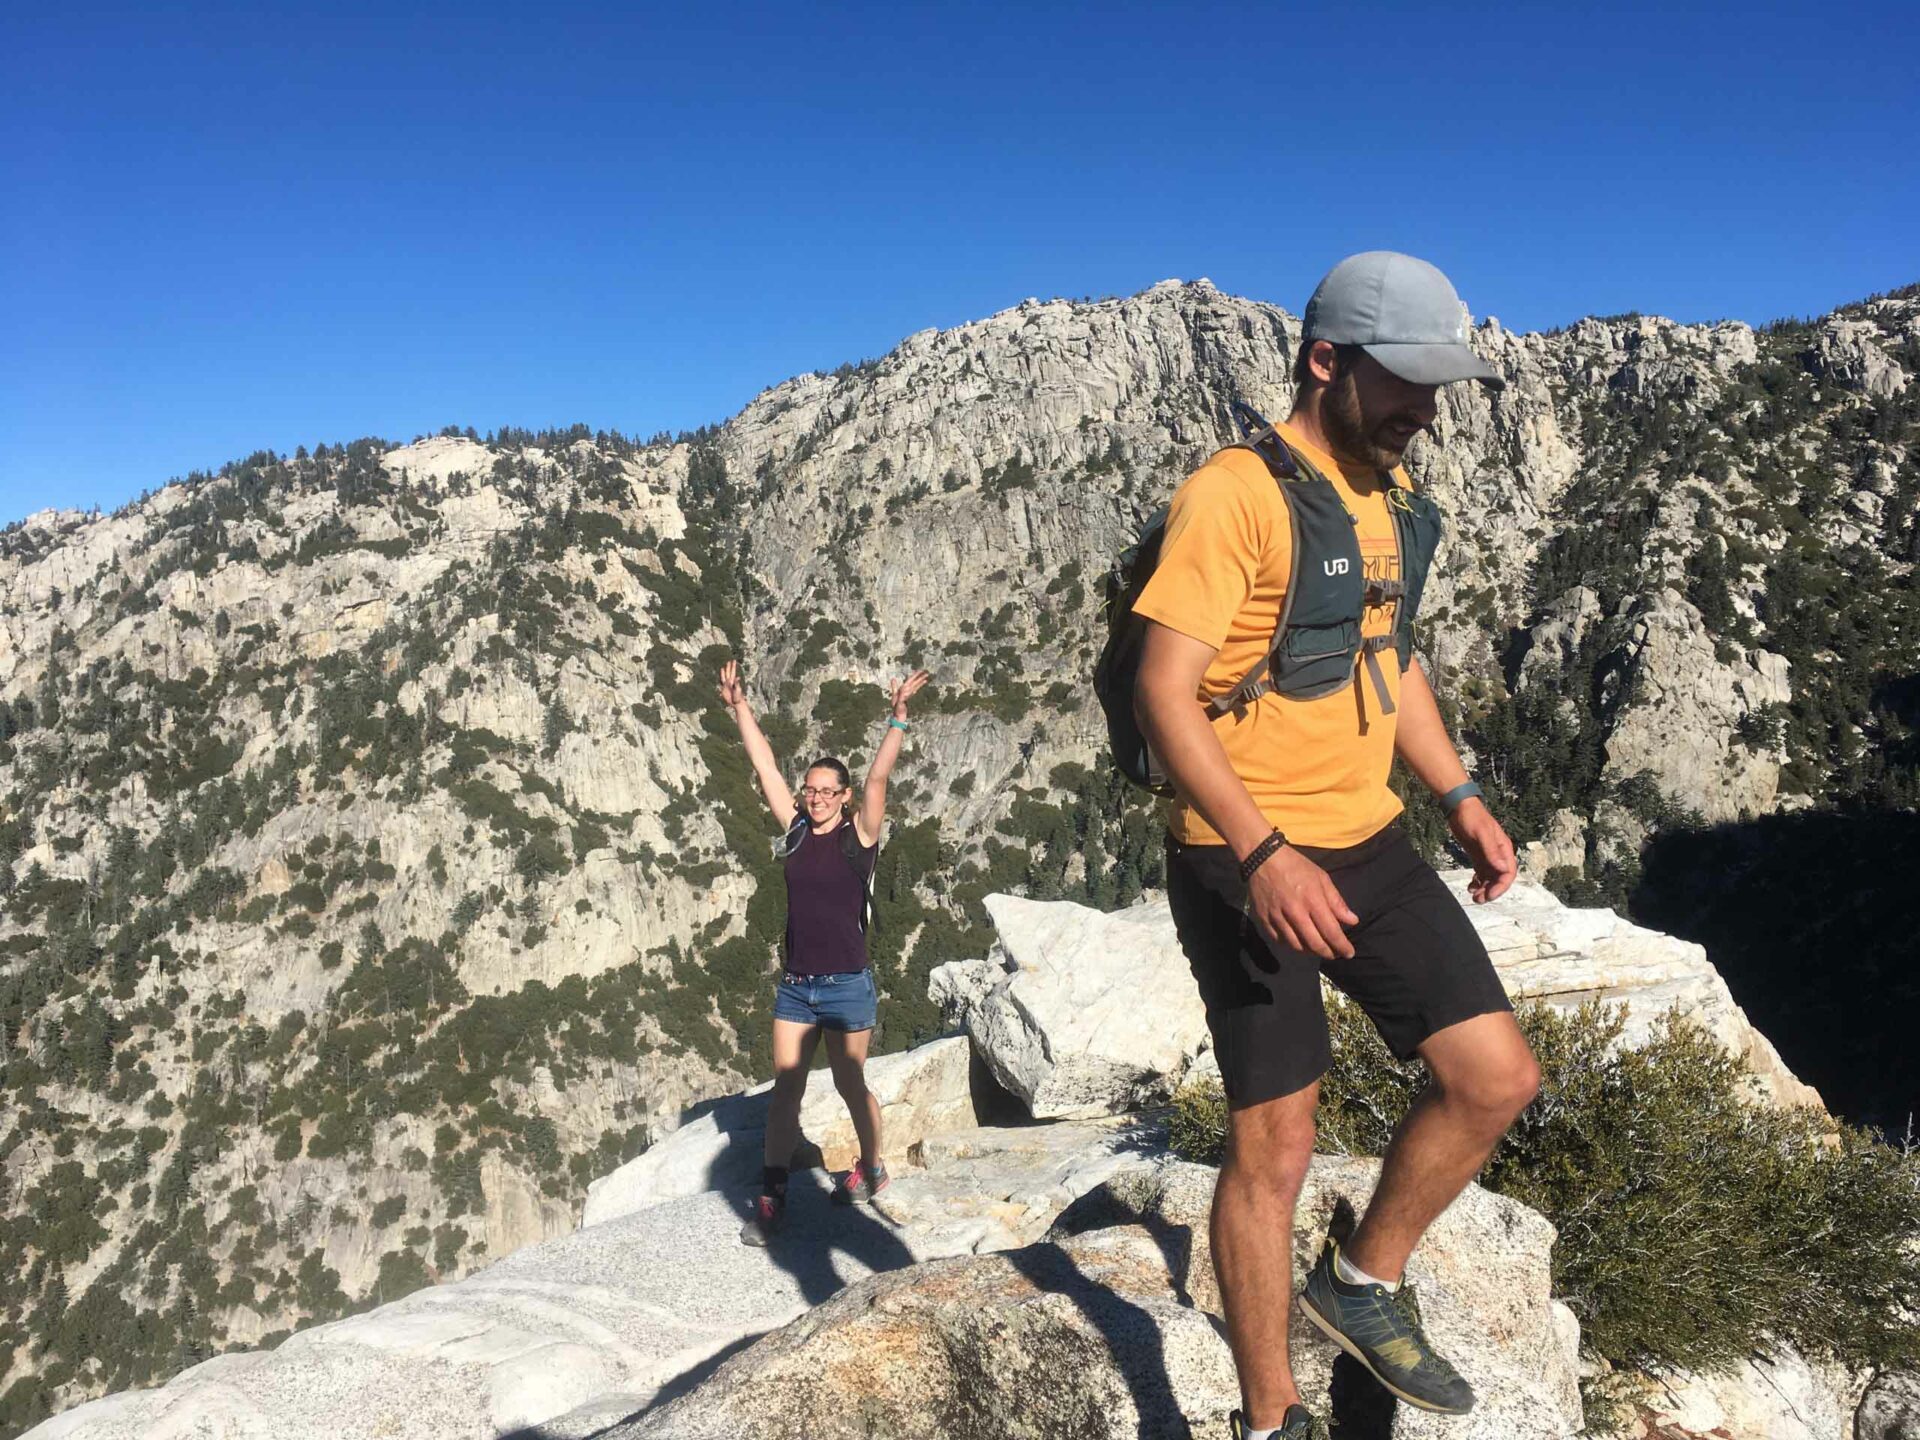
928, 891, 1209, 1119
1598, 588, 1792, 823
1455, 872, 1823, 1109
30, 870, 1859, 1440
933, 879, 1823, 1114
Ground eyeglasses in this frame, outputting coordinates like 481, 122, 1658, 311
798, 786, 846, 800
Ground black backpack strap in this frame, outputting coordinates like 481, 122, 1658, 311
1229, 399, 1301, 482
837, 821, 876, 935
1207, 480, 1306, 718
1209, 401, 1319, 719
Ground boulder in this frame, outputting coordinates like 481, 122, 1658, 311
611, 1225, 1242, 1439
1052, 1155, 1585, 1438
1859, 1368, 1920, 1440
963, 883, 1819, 1113
583, 1036, 977, 1226
1451, 873, 1824, 1109
954, 892, 1210, 1119
926, 949, 1009, 1030
1630, 1345, 1865, 1439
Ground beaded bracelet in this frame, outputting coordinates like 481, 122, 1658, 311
1238, 828, 1290, 884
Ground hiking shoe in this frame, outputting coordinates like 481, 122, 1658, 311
1228, 1405, 1329, 1439
738, 1193, 783, 1247
832, 1159, 890, 1205
1298, 1239, 1475, 1414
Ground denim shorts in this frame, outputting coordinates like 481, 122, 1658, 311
772, 968, 878, 1032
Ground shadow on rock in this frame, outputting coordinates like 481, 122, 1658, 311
757, 1169, 918, 1307
1001, 1240, 1191, 1440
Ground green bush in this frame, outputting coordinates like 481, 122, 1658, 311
1169, 997, 1920, 1378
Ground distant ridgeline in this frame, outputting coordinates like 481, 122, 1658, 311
0, 280, 1916, 1433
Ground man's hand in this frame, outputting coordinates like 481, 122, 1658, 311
1245, 846, 1360, 961
1449, 798, 1516, 904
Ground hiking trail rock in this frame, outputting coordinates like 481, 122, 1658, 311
582, 1036, 977, 1225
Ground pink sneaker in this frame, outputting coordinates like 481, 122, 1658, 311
739, 1193, 783, 1246
832, 1160, 890, 1205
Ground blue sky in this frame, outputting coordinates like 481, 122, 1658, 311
4, 1, 1916, 523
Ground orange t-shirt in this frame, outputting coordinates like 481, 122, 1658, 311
1132, 422, 1411, 849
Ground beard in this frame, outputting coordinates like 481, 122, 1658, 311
1322, 368, 1424, 471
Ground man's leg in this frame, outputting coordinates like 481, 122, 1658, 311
1213, 1081, 1320, 1428
1345, 1010, 1539, 1282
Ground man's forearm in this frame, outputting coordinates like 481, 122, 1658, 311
1393, 661, 1471, 796
1136, 681, 1277, 860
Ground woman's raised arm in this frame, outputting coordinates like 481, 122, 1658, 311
856, 670, 930, 845
718, 660, 797, 829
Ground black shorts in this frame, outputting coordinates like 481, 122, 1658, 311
1166, 823, 1512, 1106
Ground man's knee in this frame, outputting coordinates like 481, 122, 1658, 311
1440, 1046, 1540, 1124
1223, 1087, 1318, 1192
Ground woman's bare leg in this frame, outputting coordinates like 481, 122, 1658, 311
824, 1026, 882, 1169
764, 1018, 821, 1174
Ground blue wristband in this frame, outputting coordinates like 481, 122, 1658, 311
887, 717, 909, 731
1440, 781, 1483, 815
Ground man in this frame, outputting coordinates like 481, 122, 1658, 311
1133, 252, 1538, 1440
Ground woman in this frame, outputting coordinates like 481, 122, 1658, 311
716, 658, 930, 1245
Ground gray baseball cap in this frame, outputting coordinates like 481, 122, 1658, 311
1302, 251, 1504, 389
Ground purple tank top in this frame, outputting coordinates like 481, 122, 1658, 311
782, 819, 875, 976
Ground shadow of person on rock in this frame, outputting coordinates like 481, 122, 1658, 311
754, 1166, 919, 1307
1000, 1238, 1192, 1440
693, 1068, 918, 1304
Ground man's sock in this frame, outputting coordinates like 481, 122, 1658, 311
761, 1164, 789, 1200
1334, 1245, 1400, 1292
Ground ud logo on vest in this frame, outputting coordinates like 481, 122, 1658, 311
1323, 558, 1350, 576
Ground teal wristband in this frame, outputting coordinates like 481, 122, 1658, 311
887, 717, 909, 731
1440, 781, 1483, 815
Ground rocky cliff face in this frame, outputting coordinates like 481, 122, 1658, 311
2, 280, 1915, 1431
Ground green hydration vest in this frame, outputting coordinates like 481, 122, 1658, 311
1095, 402, 1445, 796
